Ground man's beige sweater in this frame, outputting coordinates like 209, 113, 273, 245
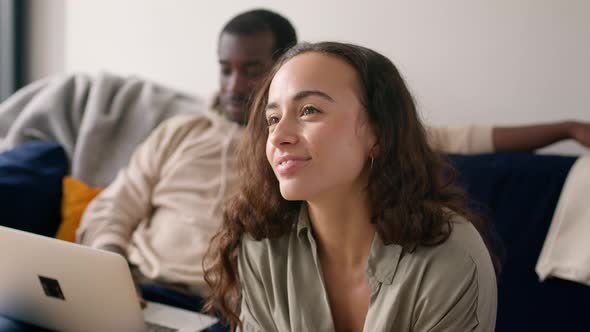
77, 111, 242, 295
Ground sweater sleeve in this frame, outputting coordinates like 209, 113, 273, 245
426, 125, 494, 154
76, 114, 211, 251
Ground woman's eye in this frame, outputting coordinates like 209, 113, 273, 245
302, 106, 319, 116
267, 116, 279, 126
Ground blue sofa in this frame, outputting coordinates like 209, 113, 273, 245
449, 152, 589, 331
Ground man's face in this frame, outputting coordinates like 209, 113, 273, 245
218, 31, 276, 124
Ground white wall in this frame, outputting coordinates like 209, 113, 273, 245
26, 0, 64, 82
33, 0, 590, 154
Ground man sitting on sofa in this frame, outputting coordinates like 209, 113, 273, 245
77, 6, 590, 322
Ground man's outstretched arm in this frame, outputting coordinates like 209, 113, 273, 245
492, 121, 590, 151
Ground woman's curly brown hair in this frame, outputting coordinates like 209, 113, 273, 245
203, 41, 500, 329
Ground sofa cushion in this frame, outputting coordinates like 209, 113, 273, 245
0, 140, 68, 236
56, 176, 102, 242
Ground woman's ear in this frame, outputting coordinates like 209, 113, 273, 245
356, 109, 378, 155
367, 125, 379, 157
369, 141, 379, 159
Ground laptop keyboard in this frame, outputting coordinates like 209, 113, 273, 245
146, 321, 179, 332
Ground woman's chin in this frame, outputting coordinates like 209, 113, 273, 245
279, 186, 309, 201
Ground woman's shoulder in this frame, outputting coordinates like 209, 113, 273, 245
398, 214, 496, 287
390, 216, 497, 331
413, 216, 491, 268
443, 215, 492, 267
401, 215, 498, 315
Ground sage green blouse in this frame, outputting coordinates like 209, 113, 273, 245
238, 207, 497, 331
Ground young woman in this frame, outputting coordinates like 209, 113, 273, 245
205, 41, 499, 331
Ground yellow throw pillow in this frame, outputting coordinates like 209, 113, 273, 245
56, 176, 103, 242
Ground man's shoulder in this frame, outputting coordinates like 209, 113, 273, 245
155, 110, 239, 140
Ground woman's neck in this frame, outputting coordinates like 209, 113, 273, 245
306, 187, 375, 268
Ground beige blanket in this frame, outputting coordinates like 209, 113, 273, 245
536, 156, 590, 286
0, 73, 204, 186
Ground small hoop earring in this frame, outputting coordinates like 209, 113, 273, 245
370, 156, 374, 170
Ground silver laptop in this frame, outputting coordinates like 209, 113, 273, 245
0, 225, 218, 332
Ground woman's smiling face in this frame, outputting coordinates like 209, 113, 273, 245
265, 52, 376, 202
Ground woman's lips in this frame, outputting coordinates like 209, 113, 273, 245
275, 157, 311, 176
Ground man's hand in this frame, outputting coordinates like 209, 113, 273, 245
569, 121, 590, 148
129, 263, 147, 309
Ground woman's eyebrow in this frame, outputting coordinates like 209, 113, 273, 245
266, 89, 336, 113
